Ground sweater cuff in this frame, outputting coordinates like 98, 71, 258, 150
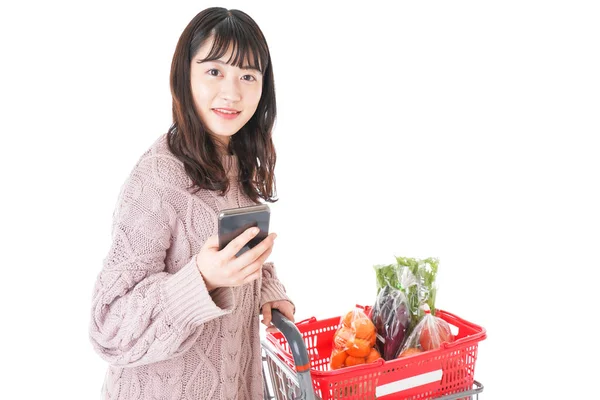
161, 259, 234, 330
260, 278, 293, 311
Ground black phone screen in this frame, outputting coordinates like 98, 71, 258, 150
218, 205, 270, 257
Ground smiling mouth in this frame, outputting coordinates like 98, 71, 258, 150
212, 108, 241, 120
213, 108, 239, 113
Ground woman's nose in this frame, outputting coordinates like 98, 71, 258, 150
219, 77, 241, 102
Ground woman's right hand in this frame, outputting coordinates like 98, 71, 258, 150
196, 227, 277, 291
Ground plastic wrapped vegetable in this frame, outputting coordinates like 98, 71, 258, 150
375, 257, 439, 332
374, 263, 399, 291
370, 285, 410, 361
396, 313, 455, 358
396, 257, 439, 331
330, 308, 381, 370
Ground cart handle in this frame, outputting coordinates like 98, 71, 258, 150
271, 310, 316, 400
271, 310, 311, 370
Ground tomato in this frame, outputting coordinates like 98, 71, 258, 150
419, 317, 454, 351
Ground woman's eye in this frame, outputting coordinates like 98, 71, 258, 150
207, 69, 220, 77
242, 75, 256, 82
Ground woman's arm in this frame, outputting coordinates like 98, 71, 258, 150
89, 158, 233, 367
260, 262, 294, 312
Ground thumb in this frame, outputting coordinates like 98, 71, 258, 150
203, 235, 220, 250
261, 303, 272, 326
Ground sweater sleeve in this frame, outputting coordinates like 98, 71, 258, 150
89, 158, 234, 368
260, 262, 294, 312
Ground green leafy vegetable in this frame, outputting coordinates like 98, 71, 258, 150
374, 263, 398, 293
396, 257, 438, 315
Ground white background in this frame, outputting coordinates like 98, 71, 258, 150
1, 1, 598, 399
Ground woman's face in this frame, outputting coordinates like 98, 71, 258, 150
190, 37, 263, 149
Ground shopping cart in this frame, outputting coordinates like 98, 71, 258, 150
261, 308, 486, 400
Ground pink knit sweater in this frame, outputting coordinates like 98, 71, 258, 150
89, 134, 292, 399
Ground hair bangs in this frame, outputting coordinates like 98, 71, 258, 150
203, 17, 269, 73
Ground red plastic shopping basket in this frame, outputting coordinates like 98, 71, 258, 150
266, 306, 486, 400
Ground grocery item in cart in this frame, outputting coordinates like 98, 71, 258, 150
397, 313, 455, 358
370, 284, 410, 361
396, 256, 439, 331
374, 257, 440, 332
329, 308, 381, 370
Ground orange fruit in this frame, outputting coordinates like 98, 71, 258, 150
342, 311, 353, 327
354, 318, 376, 341
365, 348, 381, 363
397, 348, 423, 358
368, 332, 376, 347
346, 338, 371, 358
342, 309, 369, 328
345, 355, 366, 367
330, 349, 348, 370
334, 326, 354, 350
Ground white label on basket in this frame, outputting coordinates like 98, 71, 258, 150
376, 369, 443, 397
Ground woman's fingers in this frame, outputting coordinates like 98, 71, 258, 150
266, 325, 279, 333
233, 232, 276, 268
239, 247, 271, 285
218, 238, 273, 286
281, 304, 295, 323
242, 268, 263, 286
261, 303, 272, 326
222, 227, 260, 259
200, 229, 276, 289
241, 244, 273, 274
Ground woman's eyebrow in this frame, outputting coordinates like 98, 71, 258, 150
196, 58, 262, 74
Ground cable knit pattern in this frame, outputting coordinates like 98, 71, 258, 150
90, 133, 292, 400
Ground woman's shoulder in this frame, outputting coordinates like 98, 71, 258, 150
131, 133, 192, 189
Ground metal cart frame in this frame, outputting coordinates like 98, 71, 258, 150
261, 310, 484, 400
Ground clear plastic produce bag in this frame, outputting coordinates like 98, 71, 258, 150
396, 313, 455, 358
370, 285, 410, 361
329, 308, 381, 370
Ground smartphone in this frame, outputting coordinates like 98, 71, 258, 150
218, 204, 270, 257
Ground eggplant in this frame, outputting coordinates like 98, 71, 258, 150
371, 285, 410, 361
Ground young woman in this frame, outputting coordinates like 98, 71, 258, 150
89, 7, 294, 399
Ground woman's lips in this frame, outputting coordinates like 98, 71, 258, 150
212, 108, 241, 120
